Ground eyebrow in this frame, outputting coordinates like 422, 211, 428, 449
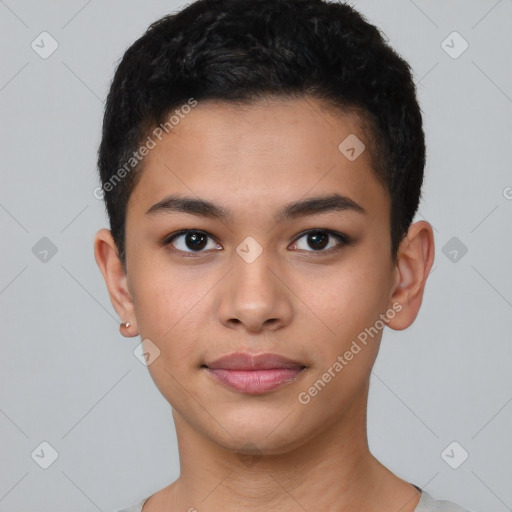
145, 193, 366, 222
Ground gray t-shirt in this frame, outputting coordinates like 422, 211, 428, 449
115, 485, 472, 512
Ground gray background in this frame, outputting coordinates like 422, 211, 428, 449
1, 0, 511, 511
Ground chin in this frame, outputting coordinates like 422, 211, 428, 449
204, 411, 312, 455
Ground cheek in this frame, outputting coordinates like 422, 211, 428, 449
132, 271, 207, 405
129, 251, 189, 329
295, 252, 391, 354
130, 260, 213, 367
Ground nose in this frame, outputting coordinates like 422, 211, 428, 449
216, 251, 293, 333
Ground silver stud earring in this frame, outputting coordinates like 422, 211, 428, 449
121, 321, 131, 328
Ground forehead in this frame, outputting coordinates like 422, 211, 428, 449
126, 97, 388, 223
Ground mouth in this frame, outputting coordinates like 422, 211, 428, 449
201, 352, 307, 394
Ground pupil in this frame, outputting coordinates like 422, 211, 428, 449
308, 231, 328, 250
186, 231, 207, 250
182, 231, 330, 252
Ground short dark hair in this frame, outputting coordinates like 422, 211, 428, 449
97, 0, 425, 271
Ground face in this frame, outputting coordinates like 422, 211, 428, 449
101, 97, 410, 454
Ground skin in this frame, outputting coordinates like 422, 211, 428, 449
94, 97, 435, 512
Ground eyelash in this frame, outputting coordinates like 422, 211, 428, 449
161, 229, 351, 256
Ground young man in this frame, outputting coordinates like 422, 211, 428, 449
94, 0, 471, 510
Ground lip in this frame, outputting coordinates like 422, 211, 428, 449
204, 352, 305, 370
202, 352, 307, 394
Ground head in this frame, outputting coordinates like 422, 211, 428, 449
94, 0, 434, 455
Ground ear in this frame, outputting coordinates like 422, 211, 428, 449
93, 228, 138, 337
386, 221, 435, 331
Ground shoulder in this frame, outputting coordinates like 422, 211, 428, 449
114, 495, 151, 512
415, 489, 474, 512
114, 490, 477, 512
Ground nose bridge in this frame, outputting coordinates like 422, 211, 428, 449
232, 238, 278, 303
216, 237, 293, 331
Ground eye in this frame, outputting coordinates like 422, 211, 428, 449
290, 229, 350, 253
164, 230, 221, 254
162, 228, 350, 255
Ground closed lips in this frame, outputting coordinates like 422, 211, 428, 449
202, 352, 307, 395
203, 352, 306, 370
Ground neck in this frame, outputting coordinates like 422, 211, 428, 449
152, 382, 420, 512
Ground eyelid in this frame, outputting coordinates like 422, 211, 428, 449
292, 228, 350, 245
162, 228, 351, 254
290, 229, 350, 254
161, 229, 221, 254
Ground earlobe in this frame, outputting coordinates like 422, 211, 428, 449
93, 228, 138, 337
386, 221, 435, 331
